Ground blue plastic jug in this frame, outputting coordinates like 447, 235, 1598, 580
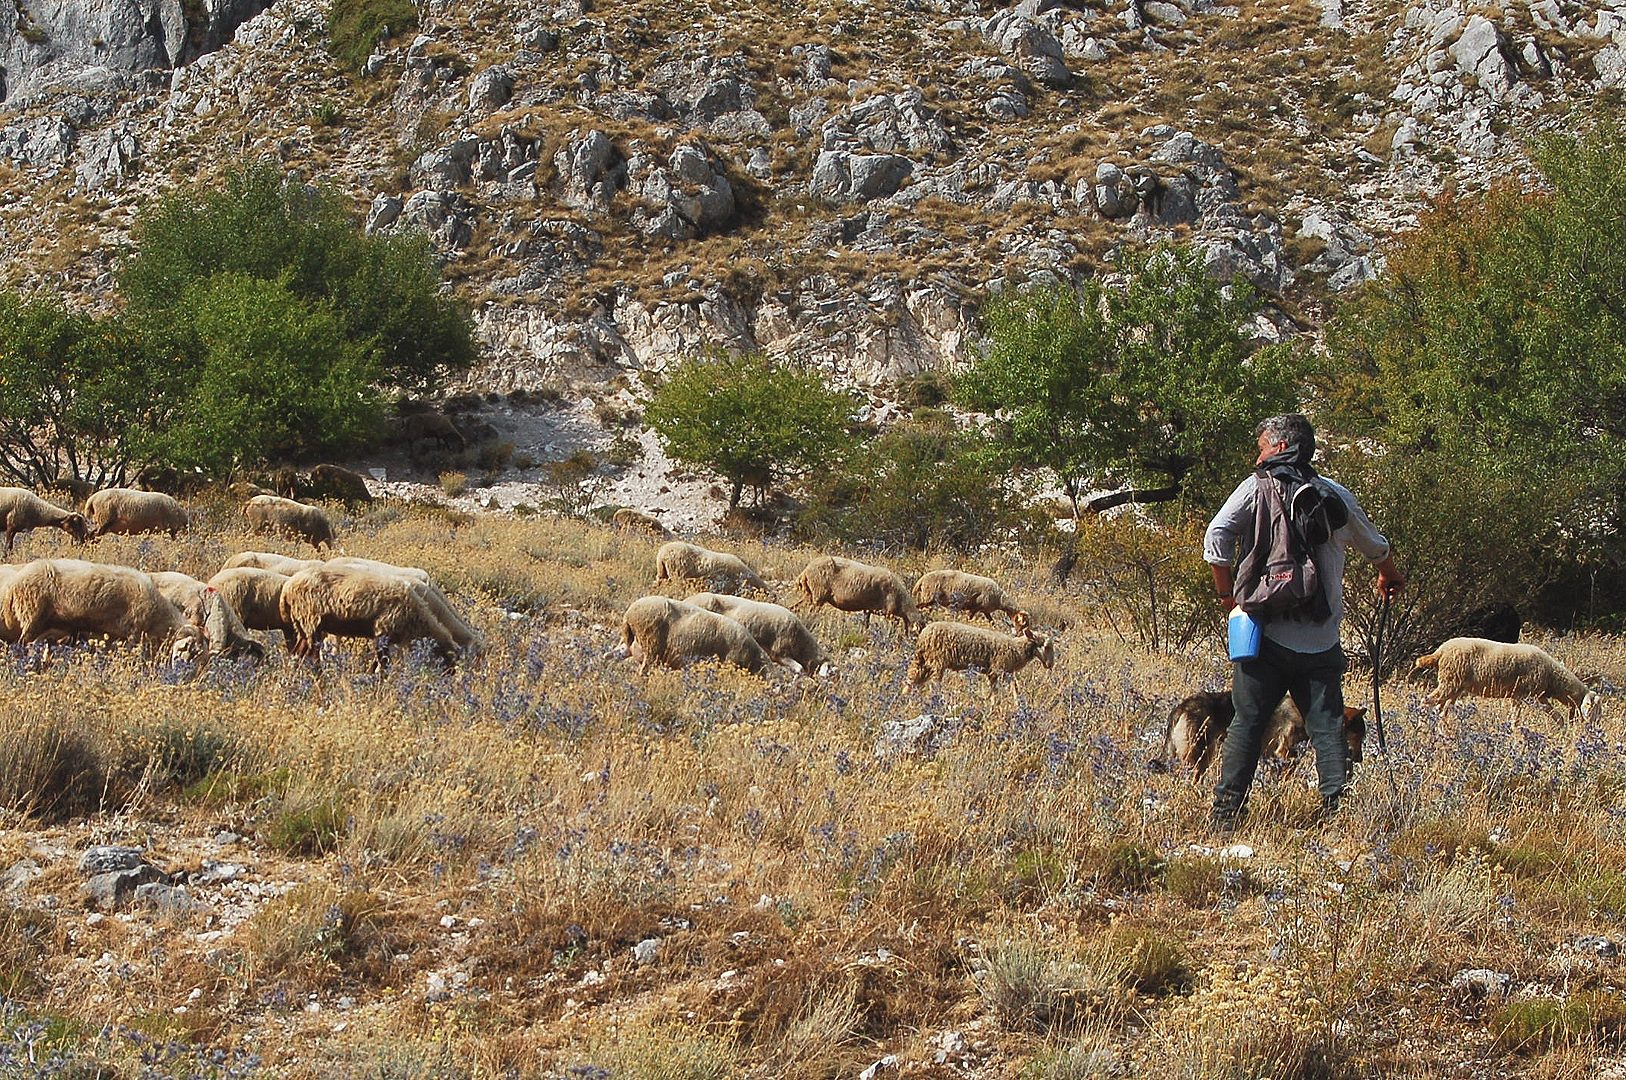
1228, 606, 1261, 661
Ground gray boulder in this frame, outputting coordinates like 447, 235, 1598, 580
631, 141, 736, 240
1452, 15, 1515, 95
367, 193, 403, 233
553, 129, 625, 212
810, 150, 913, 204
75, 124, 138, 188
78, 845, 144, 875
0, 0, 274, 103
822, 90, 954, 157
468, 66, 514, 111
0, 117, 75, 170
985, 12, 1073, 88
83, 865, 171, 911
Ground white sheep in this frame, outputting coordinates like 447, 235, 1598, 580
906, 620, 1054, 690
1415, 637, 1602, 722
244, 494, 336, 550
207, 567, 296, 647
684, 592, 830, 675
620, 596, 770, 675
221, 551, 324, 576
912, 569, 1025, 624
83, 488, 189, 539
1, 558, 209, 662
148, 571, 266, 661
793, 555, 924, 632
654, 540, 768, 595
279, 565, 461, 665
612, 507, 672, 538
0, 487, 89, 553
326, 557, 483, 654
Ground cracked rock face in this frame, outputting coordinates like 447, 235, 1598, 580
0, 0, 274, 103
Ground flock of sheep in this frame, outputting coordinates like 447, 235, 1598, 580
0, 482, 1605, 750
628, 539, 1056, 690
0, 485, 475, 666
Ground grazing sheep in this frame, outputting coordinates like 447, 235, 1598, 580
207, 567, 296, 647
149, 571, 265, 661
685, 592, 830, 675
244, 494, 335, 550
1153, 691, 1367, 779
906, 621, 1054, 690
912, 569, 1025, 624
793, 555, 924, 632
221, 551, 324, 576
654, 541, 768, 595
392, 411, 466, 453
1414, 637, 1601, 722
305, 464, 374, 504
327, 557, 483, 654
84, 488, 189, 540
0, 487, 89, 553
613, 507, 672, 538
620, 596, 770, 675
0, 558, 209, 661
279, 565, 460, 664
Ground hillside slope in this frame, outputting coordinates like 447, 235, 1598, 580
0, 0, 1612, 393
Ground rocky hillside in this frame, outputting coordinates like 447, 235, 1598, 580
0, 0, 1614, 392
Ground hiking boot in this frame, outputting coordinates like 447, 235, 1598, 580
1210, 802, 1248, 836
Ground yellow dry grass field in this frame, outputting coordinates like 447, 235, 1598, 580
1, 496, 1625, 1078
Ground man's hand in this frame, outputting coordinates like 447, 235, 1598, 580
1375, 555, 1405, 599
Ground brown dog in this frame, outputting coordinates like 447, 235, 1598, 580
1153, 691, 1367, 779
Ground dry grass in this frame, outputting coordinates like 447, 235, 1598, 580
0, 501, 1622, 1075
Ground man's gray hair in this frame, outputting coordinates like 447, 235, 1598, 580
1256, 413, 1314, 454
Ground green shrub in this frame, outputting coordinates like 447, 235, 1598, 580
797, 421, 1033, 552
263, 793, 350, 856
1492, 992, 1626, 1054
645, 351, 855, 509
328, 0, 419, 73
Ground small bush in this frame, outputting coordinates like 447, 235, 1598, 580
0, 722, 115, 823
262, 792, 350, 856
245, 883, 397, 988
327, 0, 419, 73
1093, 841, 1165, 892
439, 471, 467, 497
1492, 992, 1626, 1055
1099, 925, 1190, 995
1163, 856, 1262, 907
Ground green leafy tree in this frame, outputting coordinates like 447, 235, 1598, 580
959, 244, 1294, 517
1320, 121, 1626, 633
797, 419, 1033, 551
0, 295, 174, 488
152, 274, 383, 473
122, 165, 473, 394
643, 352, 856, 509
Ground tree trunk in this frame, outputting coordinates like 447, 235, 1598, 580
1085, 484, 1183, 513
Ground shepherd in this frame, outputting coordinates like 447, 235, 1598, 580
1203, 413, 1405, 831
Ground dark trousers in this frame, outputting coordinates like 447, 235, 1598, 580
1214, 636, 1349, 819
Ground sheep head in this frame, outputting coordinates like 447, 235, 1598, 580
170, 626, 211, 667
60, 514, 89, 543
1026, 634, 1055, 670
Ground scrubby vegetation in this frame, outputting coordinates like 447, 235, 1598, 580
0, 502, 1623, 1078
0, 167, 473, 487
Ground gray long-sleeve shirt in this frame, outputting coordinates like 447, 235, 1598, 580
1204, 473, 1391, 654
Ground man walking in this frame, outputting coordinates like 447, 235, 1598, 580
1204, 414, 1404, 829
